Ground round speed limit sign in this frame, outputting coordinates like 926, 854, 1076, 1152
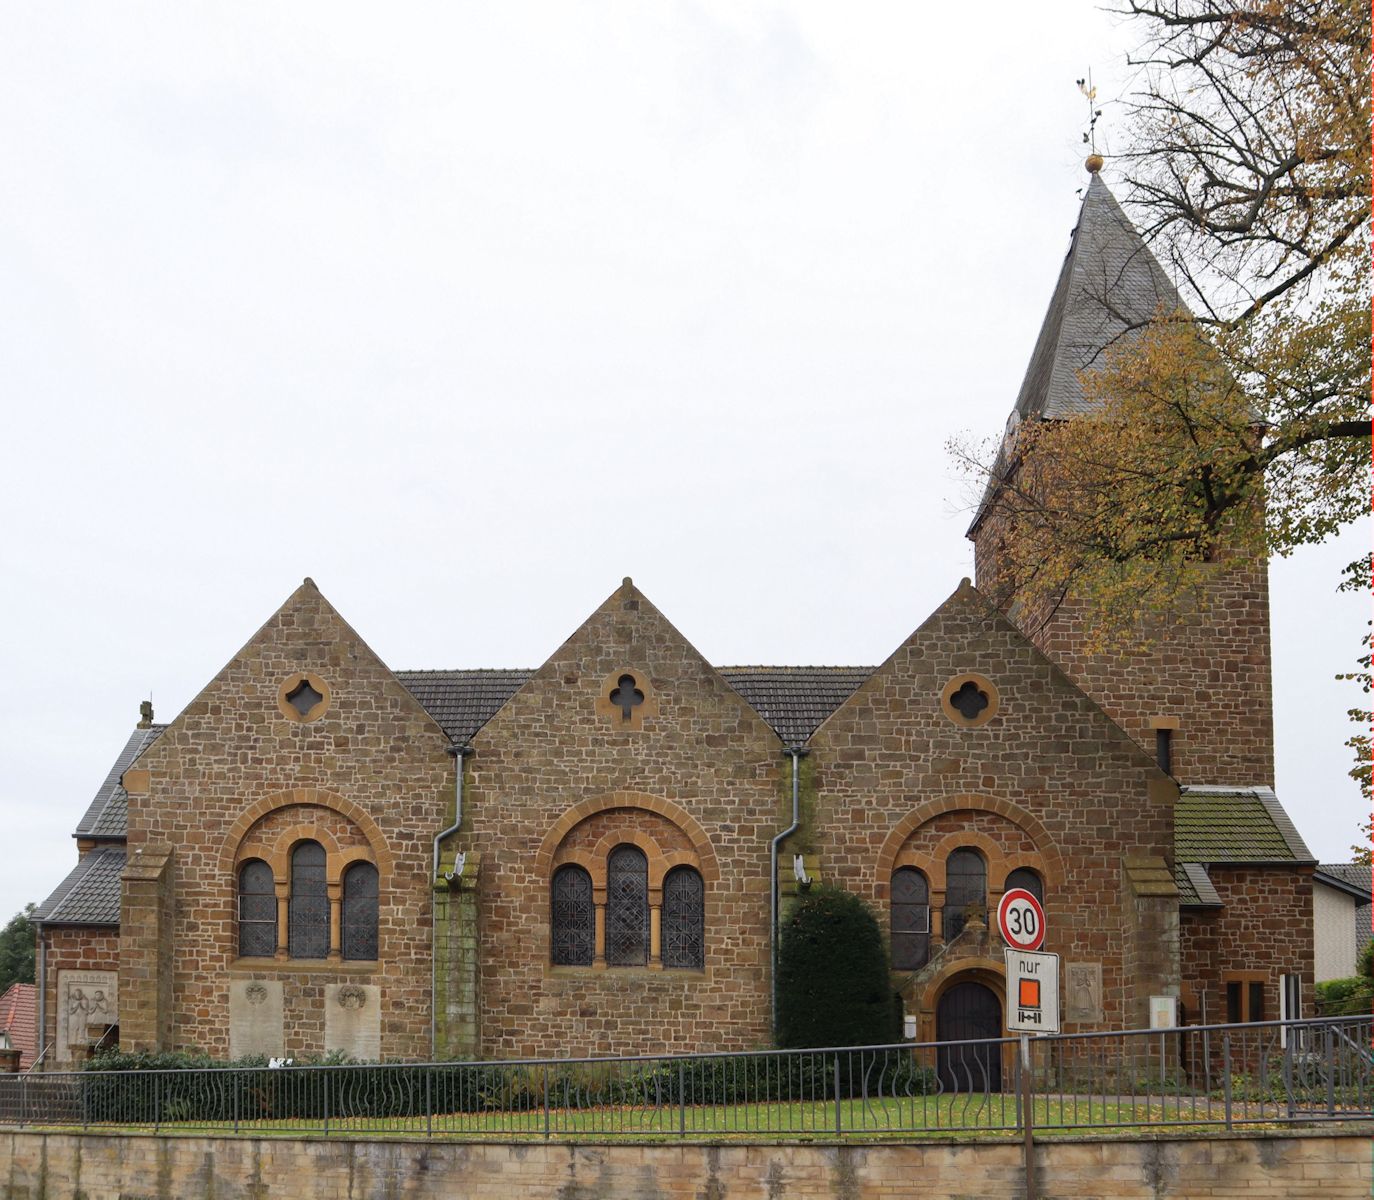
996, 888, 1046, 952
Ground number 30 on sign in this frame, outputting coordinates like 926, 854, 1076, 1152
996, 888, 1046, 951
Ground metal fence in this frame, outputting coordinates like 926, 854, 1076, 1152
0, 1016, 1368, 1141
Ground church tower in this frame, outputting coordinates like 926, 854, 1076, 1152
967, 164, 1274, 791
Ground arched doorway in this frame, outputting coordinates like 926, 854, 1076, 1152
936, 980, 1003, 1091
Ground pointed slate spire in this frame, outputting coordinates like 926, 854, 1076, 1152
1012, 166, 1186, 422
969, 165, 1187, 533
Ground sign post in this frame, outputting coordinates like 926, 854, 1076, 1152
1020, 1032, 1036, 1200
1005, 947, 1058, 1200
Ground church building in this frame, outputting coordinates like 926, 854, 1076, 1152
33, 166, 1315, 1068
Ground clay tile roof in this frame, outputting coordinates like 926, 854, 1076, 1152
33, 848, 126, 926
396, 666, 875, 747
0, 983, 37, 1071
73, 725, 165, 841
1175, 786, 1315, 865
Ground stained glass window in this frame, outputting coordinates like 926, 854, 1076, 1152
341, 861, 379, 961
943, 848, 986, 942
605, 845, 648, 966
238, 859, 277, 957
1005, 867, 1043, 904
890, 867, 930, 970
662, 866, 704, 969
550, 865, 594, 966
288, 840, 329, 959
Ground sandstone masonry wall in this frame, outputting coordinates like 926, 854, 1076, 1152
120, 581, 453, 1061
807, 583, 1177, 1034
973, 515, 1274, 789
2, 1129, 1369, 1199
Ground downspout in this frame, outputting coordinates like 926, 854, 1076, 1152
432, 742, 472, 1059
35, 920, 45, 1072
770, 745, 809, 1038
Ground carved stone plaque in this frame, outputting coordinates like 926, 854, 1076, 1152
230, 979, 284, 1059
56, 970, 118, 1063
1065, 961, 1104, 1025
325, 984, 380, 1060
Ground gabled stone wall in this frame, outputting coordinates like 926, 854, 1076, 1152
119, 581, 453, 1061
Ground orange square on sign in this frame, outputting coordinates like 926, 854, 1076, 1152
1018, 979, 1041, 1008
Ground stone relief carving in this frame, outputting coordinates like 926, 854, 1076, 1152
336, 985, 367, 1010
56, 970, 118, 1063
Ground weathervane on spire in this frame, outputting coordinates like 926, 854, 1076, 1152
1077, 71, 1104, 177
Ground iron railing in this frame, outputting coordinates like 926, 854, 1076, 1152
0, 1016, 1367, 1141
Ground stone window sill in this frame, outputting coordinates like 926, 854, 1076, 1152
545, 965, 709, 981
229, 957, 380, 975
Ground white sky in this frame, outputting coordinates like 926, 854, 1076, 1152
0, 2, 1366, 925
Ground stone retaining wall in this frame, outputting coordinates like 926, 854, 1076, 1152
2, 1127, 1370, 1199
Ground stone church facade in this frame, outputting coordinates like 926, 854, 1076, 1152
34, 170, 1315, 1067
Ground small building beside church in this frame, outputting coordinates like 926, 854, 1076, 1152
33, 168, 1316, 1067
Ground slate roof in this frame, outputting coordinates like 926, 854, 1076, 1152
1010, 172, 1183, 422
395, 666, 876, 747
0, 983, 37, 1071
33, 848, 127, 926
969, 171, 1185, 533
1175, 786, 1315, 865
73, 725, 165, 841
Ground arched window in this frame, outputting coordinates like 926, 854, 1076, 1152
605, 845, 648, 966
890, 867, 930, 970
1005, 867, 1043, 904
550, 865, 594, 966
943, 848, 986, 942
662, 866, 705, 969
341, 861, 379, 961
288, 840, 329, 959
238, 859, 277, 957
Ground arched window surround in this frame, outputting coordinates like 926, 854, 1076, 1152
543, 796, 713, 973
231, 821, 382, 964
880, 801, 1055, 954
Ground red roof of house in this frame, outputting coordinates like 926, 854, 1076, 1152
0, 983, 37, 1071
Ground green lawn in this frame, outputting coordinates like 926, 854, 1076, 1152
23, 1093, 1300, 1142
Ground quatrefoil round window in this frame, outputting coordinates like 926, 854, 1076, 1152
941, 673, 999, 728
277, 672, 331, 723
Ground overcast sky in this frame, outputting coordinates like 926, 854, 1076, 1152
1, 2, 1366, 925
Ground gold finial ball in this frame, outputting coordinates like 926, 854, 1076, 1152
1085, 153, 1104, 174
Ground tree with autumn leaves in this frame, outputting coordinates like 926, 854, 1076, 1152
956, 0, 1370, 847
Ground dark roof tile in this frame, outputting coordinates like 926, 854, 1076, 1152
73, 726, 164, 840
396, 666, 875, 747
970, 173, 1185, 533
34, 848, 126, 926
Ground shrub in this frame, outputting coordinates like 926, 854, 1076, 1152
1315, 975, 1374, 1016
776, 885, 899, 1049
